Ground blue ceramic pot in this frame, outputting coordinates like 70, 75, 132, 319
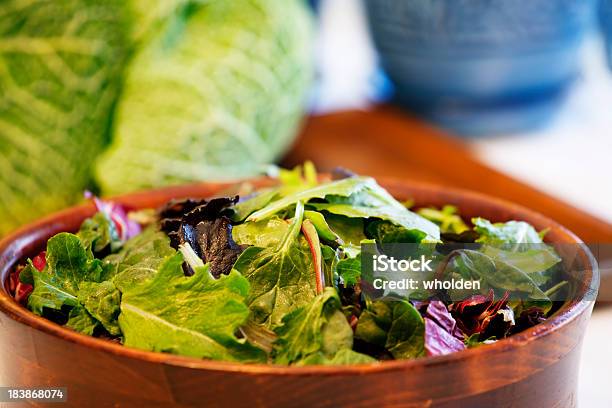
365, 0, 597, 135
602, 0, 612, 68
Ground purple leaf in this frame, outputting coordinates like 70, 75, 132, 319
423, 301, 466, 356
424, 318, 466, 356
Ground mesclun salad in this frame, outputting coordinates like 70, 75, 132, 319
8, 164, 568, 365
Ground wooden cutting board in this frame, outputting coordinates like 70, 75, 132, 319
282, 106, 612, 301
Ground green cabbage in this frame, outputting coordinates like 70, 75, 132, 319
0, 0, 129, 235
95, 0, 313, 194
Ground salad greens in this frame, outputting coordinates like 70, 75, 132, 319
11, 164, 567, 366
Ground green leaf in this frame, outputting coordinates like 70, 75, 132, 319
297, 348, 376, 366
232, 216, 289, 247
449, 250, 552, 312
119, 253, 265, 362
325, 215, 366, 247
78, 281, 121, 336
304, 211, 341, 243
66, 305, 99, 336
480, 245, 561, 286
247, 177, 371, 222
306, 180, 439, 242
231, 188, 280, 222
355, 300, 425, 359
417, 206, 469, 234
337, 253, 361, 286
95, 0, 314, 195
473, 218, 544, 247
276, 161, 318, 196
272, 287, 354, 365
104, 227, 176, 292
0, 0, 129, 235
365, 220, 427, 243
472, 218, 561, 287
78, 212, 121, 255
321, 245, 340, 289
245, 177, 438, 241
28, 233, 101, 315
233, 202, 317, 328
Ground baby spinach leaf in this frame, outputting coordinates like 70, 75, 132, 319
272, 287, 354, 365
119, 253, 265, 362
355, 300, 425, 359
233, 202, 316, 328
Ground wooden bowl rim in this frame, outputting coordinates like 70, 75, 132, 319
0, 177, 599, 376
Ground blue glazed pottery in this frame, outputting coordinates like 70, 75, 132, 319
365, 0, 597, 135
602, 0, 612, 68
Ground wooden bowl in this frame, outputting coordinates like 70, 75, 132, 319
0, 179, 598, 408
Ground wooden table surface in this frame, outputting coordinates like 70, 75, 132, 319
283, 106, 612, 301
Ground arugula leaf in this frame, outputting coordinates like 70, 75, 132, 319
233, 202, 317, 328
355, 300, 425, 359
28, 233, 102, 315
119, 253, 265, 362
78, 281, 121, 336
232, 216, 289, 247
272, 287, 354, 365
